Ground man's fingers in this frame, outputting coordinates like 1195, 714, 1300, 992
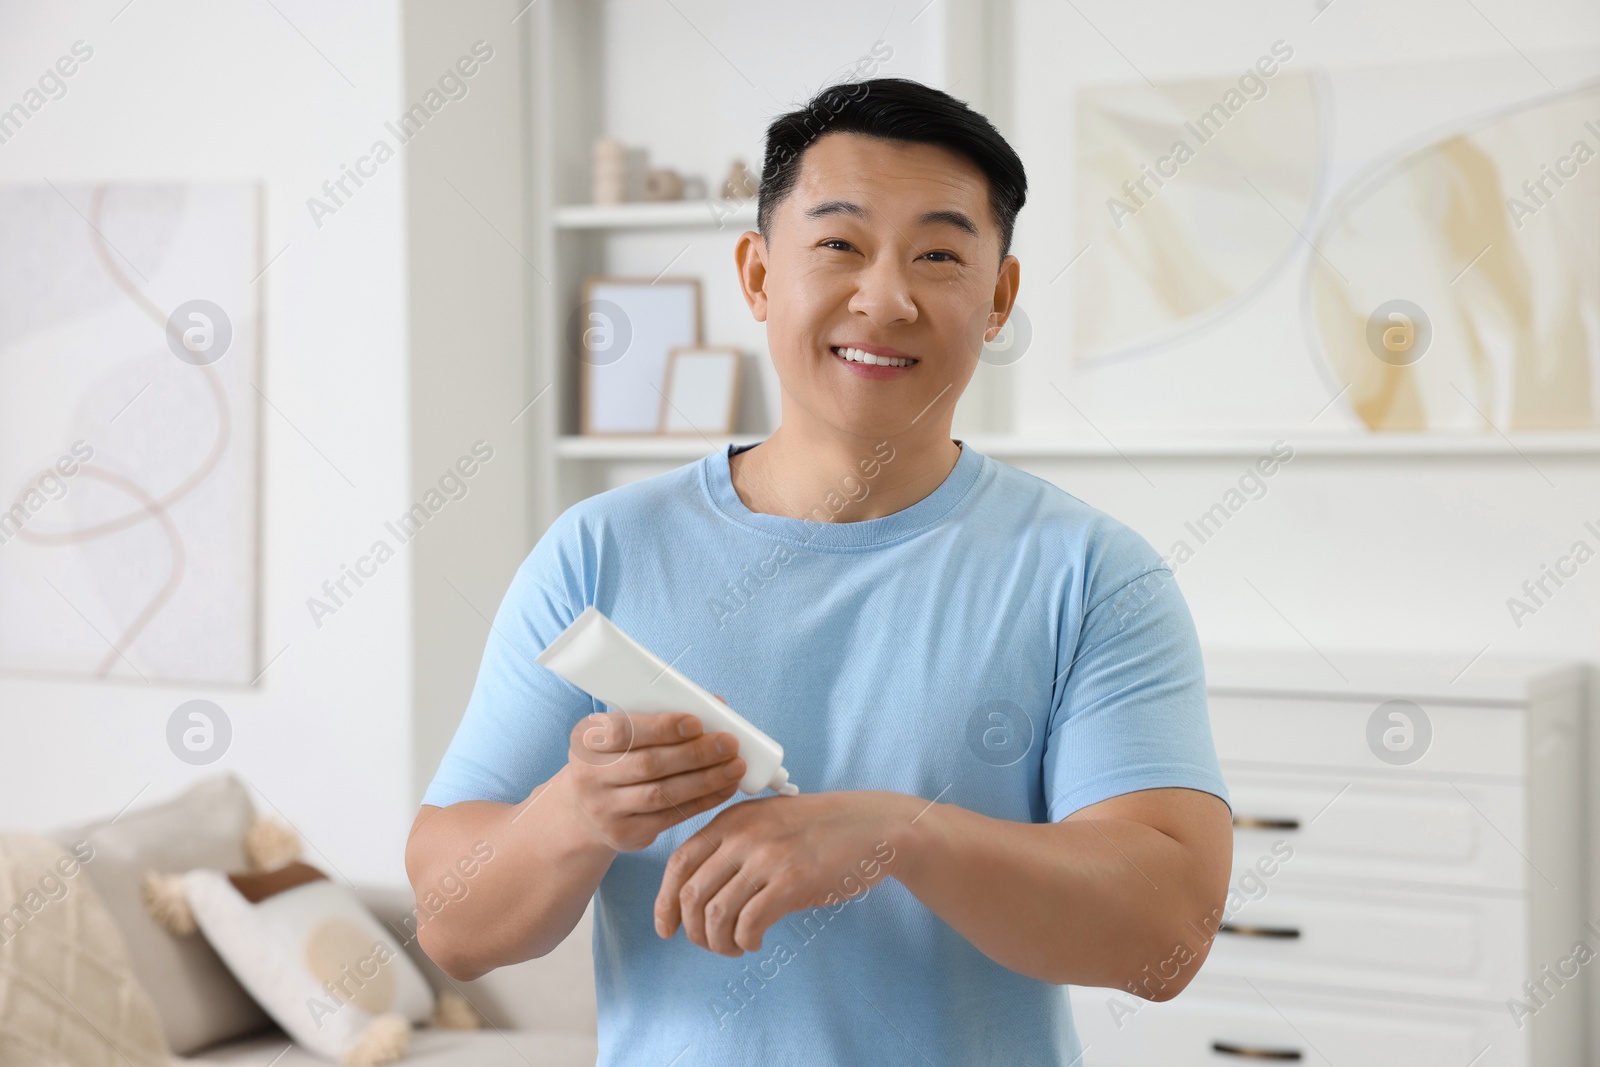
628, 758, 746, 814
699, 869, 764, 955
633, 784, 738, 849
605, 730, 739, 787
571, 710, 710, 759
676, 852, 746, 952
732, 884, 783, 953
655, 831, 720, 938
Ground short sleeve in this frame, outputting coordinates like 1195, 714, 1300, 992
1042, 560, 1232, 822
420, 509, 596, 809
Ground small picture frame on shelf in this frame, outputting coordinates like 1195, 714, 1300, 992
578, 276, 701, 435
659, 346, 741, 435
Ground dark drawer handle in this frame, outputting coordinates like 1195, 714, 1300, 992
1233, 815, 1300, 831
1212, 1040, 1303, 1060
1218, 922, 1301, 940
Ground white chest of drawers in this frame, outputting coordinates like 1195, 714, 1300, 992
1069, 648, 1589, 1067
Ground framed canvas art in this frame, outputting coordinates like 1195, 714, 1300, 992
577, 276, 701, 435
659, 346, 741, 435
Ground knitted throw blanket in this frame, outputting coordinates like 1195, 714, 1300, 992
0, 832, 170, 1067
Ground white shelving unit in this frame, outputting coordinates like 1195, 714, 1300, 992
553, 200, 757, 230
525, 1, 771, 526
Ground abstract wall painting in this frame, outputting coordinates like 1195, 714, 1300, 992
1076, 52, 1600, 433
0, 184, 261, 685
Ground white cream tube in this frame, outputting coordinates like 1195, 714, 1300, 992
536, 606, 799, 797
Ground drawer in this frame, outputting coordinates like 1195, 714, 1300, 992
1210, 695, 1524, 777
1228, 773, 1528, 891
1070, 981, 1524, 1067
1201, 883, 1525, 1003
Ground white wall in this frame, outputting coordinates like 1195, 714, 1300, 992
0, 1, 415, 884
400, 0, 532, 810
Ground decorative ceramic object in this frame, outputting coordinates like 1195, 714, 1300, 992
592, 137, 627, 205
641, 167, 685, 201
721, 159, 758, 200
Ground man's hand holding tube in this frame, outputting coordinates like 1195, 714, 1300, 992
566, 704, 748, 853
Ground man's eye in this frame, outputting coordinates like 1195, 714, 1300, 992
821, 239, 854, 252
923, 250, 958, 263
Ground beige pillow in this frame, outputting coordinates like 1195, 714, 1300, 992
0, 832, 170, 1067
178, 862, 436, 1065
49, 776, 270, 1055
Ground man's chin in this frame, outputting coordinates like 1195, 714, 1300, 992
804, 399, 922, 444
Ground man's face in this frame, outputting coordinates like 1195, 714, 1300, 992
737, 132, 1020, 438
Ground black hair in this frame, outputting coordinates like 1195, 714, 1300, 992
756, 76, 1027, 261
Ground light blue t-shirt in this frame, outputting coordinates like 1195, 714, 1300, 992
422, 438, 1230, 1067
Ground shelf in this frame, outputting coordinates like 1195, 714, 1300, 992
557, 432, 1600, 461
559, 435, 766, 460
957, 432, 1600, 458
553, 199, 757, 230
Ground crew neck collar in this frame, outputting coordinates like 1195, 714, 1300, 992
701, 437, 983, 551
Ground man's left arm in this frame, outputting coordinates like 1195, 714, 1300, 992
893, 784, 1232, 994
654, 784, 1231, 997
656, 553, 1233, 997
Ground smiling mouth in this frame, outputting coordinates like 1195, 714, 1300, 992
830, 346, 919, 368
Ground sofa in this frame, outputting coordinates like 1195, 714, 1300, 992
7, 774, 598, 1067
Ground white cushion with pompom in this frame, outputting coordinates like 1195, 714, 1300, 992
179, 867, 436, 1064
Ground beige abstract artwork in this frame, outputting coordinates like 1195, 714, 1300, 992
1076, 56, 1600, 432
1075, 63, 1323, 366
0, 184, 262, 685
1308, 84, 1600, 431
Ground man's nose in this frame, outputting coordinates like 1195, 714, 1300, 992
847, 255, 918, 326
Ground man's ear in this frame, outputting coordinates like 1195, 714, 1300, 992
986, 253, 1022, 341
735, 230, 769, 323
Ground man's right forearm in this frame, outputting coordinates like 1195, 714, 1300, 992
405, 766, 616, 981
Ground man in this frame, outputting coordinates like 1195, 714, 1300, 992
406, 77, 1232, 1066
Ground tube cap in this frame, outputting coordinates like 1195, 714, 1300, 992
770, 767, 799, 796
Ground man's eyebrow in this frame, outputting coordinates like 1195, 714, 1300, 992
803, 199, 979, 238
917, 209, 979, 237
804, 199, 867, 222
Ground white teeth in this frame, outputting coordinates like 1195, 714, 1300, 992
835, 346, 915, 368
